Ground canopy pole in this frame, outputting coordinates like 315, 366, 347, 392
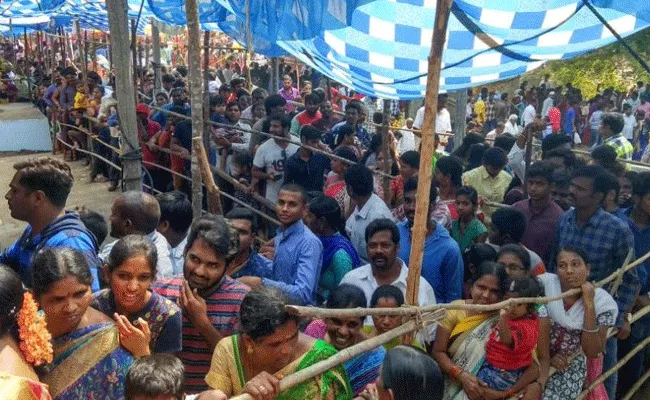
404, 0, 453, 327
91, 31, 97, 72
106, 0, 143, 192
203, 31, 212, 153
270, 57, 279, 93
244, 0, 253, 90
381, 99, 392, 204
453, 89, 467, 151
130, 19, 138, 100
24, 28, 32, 95
151, 19, 162, 93
49, 21, 56, 70
76, 19, 95, 176
185, 0, 205, 217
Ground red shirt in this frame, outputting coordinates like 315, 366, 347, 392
140, 119, 162, 167
485, 314, 539, 370
548, 107, 561, 132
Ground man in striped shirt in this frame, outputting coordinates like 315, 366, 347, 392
152, 215, 249, 393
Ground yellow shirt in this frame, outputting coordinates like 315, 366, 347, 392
474, 99, 486, 124
462, 166, 512, 225
73, 92, 87, 109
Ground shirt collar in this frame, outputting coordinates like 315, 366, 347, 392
568, 207, 605, 228
360, 258, 408, 283
277, 220, 305, 241
356, 194, 380, 219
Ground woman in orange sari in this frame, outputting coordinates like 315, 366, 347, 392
432, 262, 538, 400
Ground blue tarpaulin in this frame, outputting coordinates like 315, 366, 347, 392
3, 0, 649, 99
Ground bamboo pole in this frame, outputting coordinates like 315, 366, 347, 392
106, 0, 142, 191
203, 31, 211, 153
151, 19, 162, 94
75, 19, 95, 176
130, 19, 138, 100
405, 0, 453, 313
193, 137, 223, 215
185, 0, 205, 218
244, 0, 253, 90
381, 99, 392, 204
453, 90, 467, 151
228, 310, 446, 400
288, 248, 650, 319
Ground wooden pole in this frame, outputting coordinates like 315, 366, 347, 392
203, 31, 211, 153
453, 89, 467, 151
106, 0, 143, 191
131, 19, 138, 100
522, 122, 534, 197
75, 19, 95, 176
49, 21, 56, 70
9, 19, 16, 66
185, 0, 205, 216
193, 137, 223, 215
404, 0, 453, 310
270, 57, 279, 93
244, 0, 253, 90
151, 19, 162, 94
91, 31, 97, 72
381, 99, 392, 204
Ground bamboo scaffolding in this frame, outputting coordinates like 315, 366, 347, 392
228, 309, 446, 400
287, 248, 650, 319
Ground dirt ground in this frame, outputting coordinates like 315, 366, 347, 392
0, 152, 119, 247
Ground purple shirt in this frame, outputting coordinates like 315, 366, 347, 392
513, 197, 564, 265
279, 87, 301, 112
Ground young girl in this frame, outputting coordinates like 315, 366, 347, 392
364, 285, 424, 351
92, 234, 182, 357
476, 277, 541, 393
451, 186, 488, 252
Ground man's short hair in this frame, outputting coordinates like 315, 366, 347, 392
601, 112, 625, 134
526, 161, 554, 184
573, 165, 612, 196
186, 214, 237, 261
225, 207, 258, 232
78, 208, 108, 245
403, 176, 437, 204
162, 74, 175, 84
156, 191, 193, 234
633, 172, 650, 198
601, 170, 620, 199
491, 207, 527, 243
269, 113, 291, 130
125, 354, 184, 400
279, 183, 308, 204
304, 93, 320, 105
365, 218, 400, 245
344, 164, 374, 197
118, 191, 162, 235
482, 147, 508, 169
399, 151, 420, 169
264, 94, 287, 114
300, 125, 322, 141
345, 101, 363, 114
436, 156, 463, 188
14, 157, 74, 208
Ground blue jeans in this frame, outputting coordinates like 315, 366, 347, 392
603, 336, 618, 400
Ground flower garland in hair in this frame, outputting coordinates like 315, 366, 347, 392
17, 292, 53, 366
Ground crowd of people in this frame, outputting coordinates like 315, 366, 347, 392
2, 47, 650, 400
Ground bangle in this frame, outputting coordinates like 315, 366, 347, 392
582, 326, 599, 333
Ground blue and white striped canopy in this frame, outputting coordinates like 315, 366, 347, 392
3, 0, 649, 99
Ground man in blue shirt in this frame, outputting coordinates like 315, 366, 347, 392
326, 101, 371, 149
1, 157, 100, 290
237, 184, 322, 305
225, 207, 273, 280
397, 176, 463, 303
151, 87, 191, 127
617, 172, 650, 398
550, 165, 637, 399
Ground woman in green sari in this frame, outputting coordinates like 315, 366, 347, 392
206, 286, 352, 399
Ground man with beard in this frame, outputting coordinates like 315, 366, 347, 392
237, 184, 322, 305
312, 100, 341, 133
340, 218, 436, 338
99, 191, 173, 280
151, 87, 191, 127
289, 93, 322, 137
550, 165, 637, 400
152, 215, 249, 394
1, 157, 101, 290
396, 177, 462, 304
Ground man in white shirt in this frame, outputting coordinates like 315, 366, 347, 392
504, 114, 520, 136
156, 191, 192, 275
211, 101, 251, 174
340, 218, 436, 341
541, 91, 555, 118
412, 95, 451, 134
99, 191, 173, 280
252, 114, 299, 203
397, 118, 416, 154
522, 102, 537, 126
621, 104, 637, 140
344, 164, 394, 263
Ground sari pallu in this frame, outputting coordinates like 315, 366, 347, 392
0, 373, 52, 400
41, 322, 134, 400
207, 335, 352, 400
443, 314, 498, 400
